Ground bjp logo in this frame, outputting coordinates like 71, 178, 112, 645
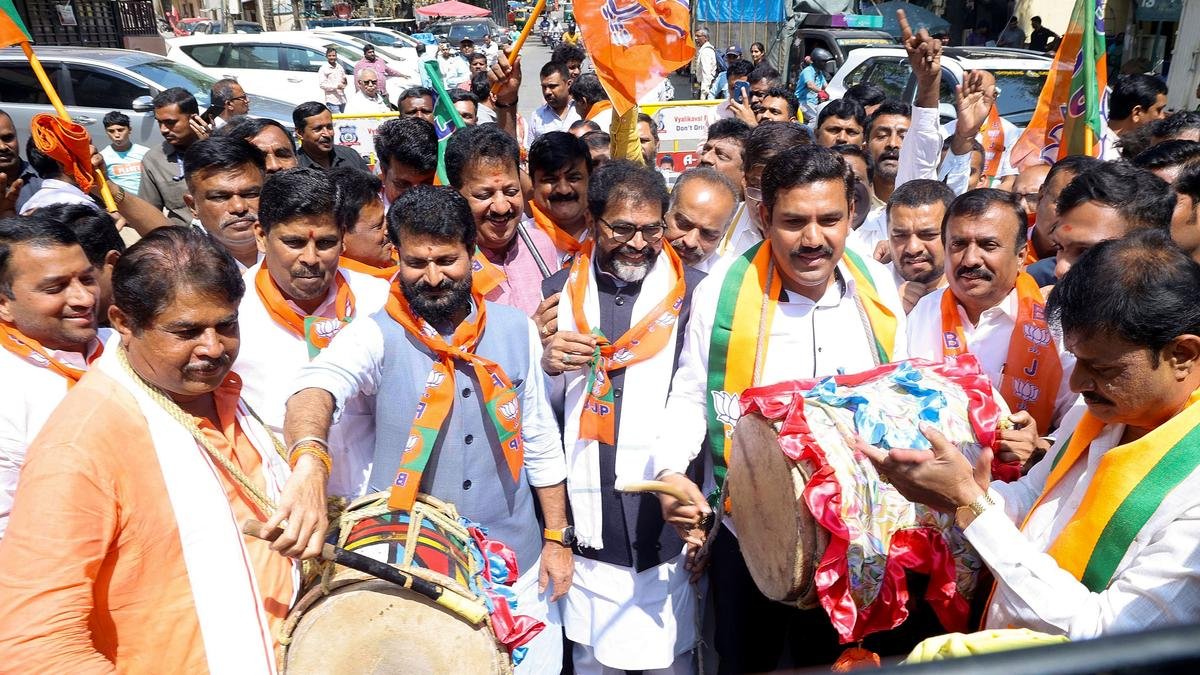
1023, 324, 1052, 348
499, 399, 520, 421
943, 332, 961, 350
1012, 378, 1041, 403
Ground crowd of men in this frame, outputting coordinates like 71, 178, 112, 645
0, 17, 1199, 675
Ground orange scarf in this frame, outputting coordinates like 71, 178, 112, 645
566, 242, 686, 444
0, 322, 102, 385
472, 250, 507, 295
980, 105, 1005, 180
254, 264, 356, 359
338, 255, 398, 281
940, 272, 1061, 433
530, 202, 584, 269
384, 285, 524, 511
586, 100, 613, 121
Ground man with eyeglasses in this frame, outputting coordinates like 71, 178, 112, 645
538, 160, 708, 674
345, 71, 394, 115
209, 78, 249, 129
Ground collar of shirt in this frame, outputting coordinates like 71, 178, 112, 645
953, 284, 1018, 329
781, 265, 848, 308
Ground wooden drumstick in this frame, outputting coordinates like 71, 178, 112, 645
242, 519, 487, 625
617, 480, 715, 531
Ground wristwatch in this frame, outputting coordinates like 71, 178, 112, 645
543, 526, 576, 547
955, 491, 996, 528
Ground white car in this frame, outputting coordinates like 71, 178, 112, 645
312, 31, 422, 97
317, 25, 426, 52
167, 32, 408, 106
825, 46, 1053, 127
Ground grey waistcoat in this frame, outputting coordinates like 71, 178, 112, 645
367, 302, 542, 573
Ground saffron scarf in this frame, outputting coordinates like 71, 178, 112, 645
338, 255, 398, 281
1027, 388, 1200, 592
980, 105, 1005, 179
0, 322, 102, 385
254, 264, 355, 359
705, 242, 897, 494
567, 241, 685, 444
384, 286, 524, 511
530, 202, 584, 268
472, 249, 507, 295
940, 271, 1062, 434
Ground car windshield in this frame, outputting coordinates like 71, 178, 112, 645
837, 37, 894, 58
991, 69, 1048, 117
128, 59, 217, 106
448, 22, 489, 42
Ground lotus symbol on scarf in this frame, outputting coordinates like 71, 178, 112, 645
612, 348, 635, 364
1012, 378, 1041, 403
711, 390, 742, 429
312, 319, 343, 341
499, 399, 520, 421
28, 351, 51, 367
1023, 324, 1052, 348
425, 371, 446, 388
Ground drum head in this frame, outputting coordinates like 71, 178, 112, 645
728, 413, 826, 609
284, 579, 508, 675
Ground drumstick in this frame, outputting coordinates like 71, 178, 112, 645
617, 480, 715, 531
242, 519, 487, 625
491, 0, 546, 96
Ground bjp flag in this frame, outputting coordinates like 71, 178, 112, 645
576, 0, 695, 115
1, 0, 32, 48
1010, 0, 1107, 168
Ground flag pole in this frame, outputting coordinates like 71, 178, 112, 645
20, 41, 118, 212
491, 0, 546, 97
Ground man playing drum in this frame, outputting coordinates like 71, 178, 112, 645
864, 229, 1200, 637
906, 189, 1079, 473
0, 228, 311, 671
234, 168, 390, 501
282, 185, 571, 673
539, 160, 708, 673
653, 145, 907, 671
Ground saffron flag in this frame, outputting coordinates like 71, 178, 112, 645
575, 0, 695, 115
1, 0, 32, 48
423, 60, 466, 185
1010, 0, 1107, 168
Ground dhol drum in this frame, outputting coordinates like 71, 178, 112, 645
280, 493, 526, 674
727, 357, 1000, 643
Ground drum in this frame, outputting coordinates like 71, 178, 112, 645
727, 358, 994, 642
280, 493, 513, 674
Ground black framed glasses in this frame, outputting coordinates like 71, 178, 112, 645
599, 217, 665, 243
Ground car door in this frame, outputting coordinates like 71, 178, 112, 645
217, 42, 294, 103
60, 62, 159, 147
280, 46, 331, 104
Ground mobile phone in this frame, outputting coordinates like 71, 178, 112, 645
733, 80, 751, 104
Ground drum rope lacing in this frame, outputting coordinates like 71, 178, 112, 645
118, 347, 289, 517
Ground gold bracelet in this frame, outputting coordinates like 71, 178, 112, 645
288, 435, 329, 454
289, 441, 332, 475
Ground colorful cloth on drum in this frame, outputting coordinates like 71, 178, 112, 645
739, 357, 1000, 643
337, 498, 544, 663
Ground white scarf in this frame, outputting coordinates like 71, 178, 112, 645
557, 251, 680, 550
98, 349, 299, 674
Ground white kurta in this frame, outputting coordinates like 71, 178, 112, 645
907, 286, 1079, 429
0, 328, 112, 538
970, 403, 1200, 637
233, 264, 389, 499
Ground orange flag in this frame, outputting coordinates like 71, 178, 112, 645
0, 0, 32, 48
576, 0, 695, 115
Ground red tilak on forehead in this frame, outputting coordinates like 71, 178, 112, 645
308, 229, 316, 241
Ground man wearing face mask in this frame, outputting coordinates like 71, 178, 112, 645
234, 169, 390, 500
183, 137, 266, 271
445, 124, 559, 316
907, 189, 1078, 475
538, 160, 708, 674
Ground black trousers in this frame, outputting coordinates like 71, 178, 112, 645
708, 523, 947, 673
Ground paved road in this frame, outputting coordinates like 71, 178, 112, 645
513, 41, 557, 121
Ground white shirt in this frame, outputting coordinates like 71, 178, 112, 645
846, 205, 889, 261
344, 90, 392, 115
651, 254, 908, 482
318, 62, 348, 105
234, 264, 390, 499
0, 330, 111, 537
695, 42, 718, 99
289, 304, 567, 489
481, 41, 500, 67
970, 404, 1200, 638
438, 54, 469, 89
19, 179, 97, 214
708, 202, 761, 269
527, 102, 581, 148
907, 286, 1078, 428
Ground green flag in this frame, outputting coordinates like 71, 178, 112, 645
1, 0, 33, 48
423, 61, 466, 185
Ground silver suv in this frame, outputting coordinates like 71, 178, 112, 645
0, 46, 296, 150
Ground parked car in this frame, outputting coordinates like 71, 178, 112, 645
0, 46, 296, 151
784, 28, 895, 83
445, 19, 504, 45
178, 18, 264, 35
825, 46, 1052, 127
318, 25, 426, 53
167, 32, 370, 105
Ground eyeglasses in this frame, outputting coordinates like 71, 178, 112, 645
599, 217, 665, 243
360, 79, 378, 86
230, 95, 249, 102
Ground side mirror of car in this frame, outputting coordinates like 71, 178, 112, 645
132, 95, 154, 112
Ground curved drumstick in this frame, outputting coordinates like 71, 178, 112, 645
617, 480, 715, 531
242, 519, 487, 625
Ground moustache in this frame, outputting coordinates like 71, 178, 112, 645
184, 356, 231, 375
879, 150, 900, 162
614, 244, 654, 260
1082, 391, 1112, 406
548, 192, 577, 203
790, 244, 834, 258
901, 253, 933, 265
956, 266, 994, 281
292, 267, 324, 279
221, 215, 256, 228
486, 209, 519, 221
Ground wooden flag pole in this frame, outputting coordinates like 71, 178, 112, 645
491, 0, 546, 97
20, 41, 118, 212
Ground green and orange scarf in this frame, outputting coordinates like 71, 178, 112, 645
254, 264, 356, 359
385, 285, 524, 511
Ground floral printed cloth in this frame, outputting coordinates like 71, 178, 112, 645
739, 356, 1001, 643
